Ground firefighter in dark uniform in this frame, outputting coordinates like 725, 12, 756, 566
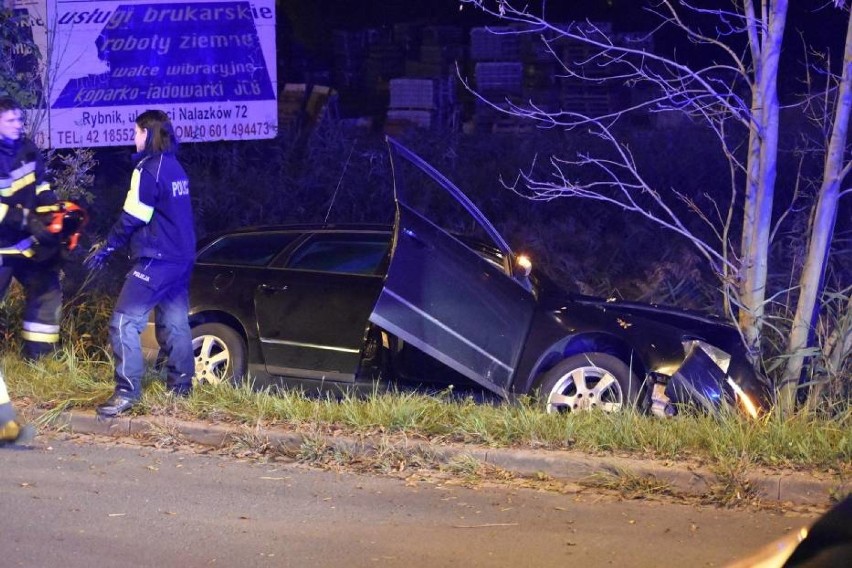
86, 109, 196, 417
0, 96, 63, 360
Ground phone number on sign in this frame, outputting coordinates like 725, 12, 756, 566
69, 122, 275, 145
77, 128, 136, 145
175, 122, 275, 140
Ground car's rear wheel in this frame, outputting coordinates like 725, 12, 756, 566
191, 323, 247, 386
537, 353, 641, 414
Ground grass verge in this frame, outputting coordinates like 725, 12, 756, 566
4, 351, 850, 497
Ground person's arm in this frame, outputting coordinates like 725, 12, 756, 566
0, 204, 59, 247
104, 166, 157, 250
33, 146, 58, 207
0, 204, 26, 229
85, 162, 159, 270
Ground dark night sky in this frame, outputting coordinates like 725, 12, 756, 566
283, 1, 651, 38
281, 1, 652, 56
284, 1, 844, 33
314, 1, 625, 27
281, 1, 847, 72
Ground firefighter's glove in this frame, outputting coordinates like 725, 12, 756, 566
84, 241, 115, 271
24, 210, 59, 246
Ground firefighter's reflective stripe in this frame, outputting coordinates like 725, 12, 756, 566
0, 203, 12, 224
11, 173, 36, 195
34, 204, 62, 214
22, 321, 60, 343
10, 162, 35, 179
0, 162, 37, 197
35, 181, 51, 195
123, 169, 154, 222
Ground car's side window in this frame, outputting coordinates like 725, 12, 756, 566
285, 234, 391, 275
197, 233, 299, 266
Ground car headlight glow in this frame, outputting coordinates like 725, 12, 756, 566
726, 377, 760, 419
515, 254, 532, 277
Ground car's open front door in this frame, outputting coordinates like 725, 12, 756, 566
368, 138, 536, 397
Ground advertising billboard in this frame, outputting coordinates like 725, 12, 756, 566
9, 0, 278, 148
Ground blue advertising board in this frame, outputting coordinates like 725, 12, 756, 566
20, 0, 277, 148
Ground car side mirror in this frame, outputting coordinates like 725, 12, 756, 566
513, 254, 532, 278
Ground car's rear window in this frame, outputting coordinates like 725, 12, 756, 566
197, 233, 300, 266
285, 234, 390, 275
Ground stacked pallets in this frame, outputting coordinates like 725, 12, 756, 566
325, 20, 656, 134
383, 25, 462, 135
384, 76, 458, 134
278, 84, 337, 130
470, 25, 535, 133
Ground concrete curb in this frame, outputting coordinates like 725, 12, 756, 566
47, 410, 846, 508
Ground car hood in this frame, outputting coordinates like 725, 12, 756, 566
539, 287, 750, 359
566, 294, 735, 334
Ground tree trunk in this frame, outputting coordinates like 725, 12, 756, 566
779, 10, 852, 411
738, 2, 788, 358
807, 291, 852, 411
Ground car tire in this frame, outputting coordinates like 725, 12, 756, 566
191, 323, 247, 386
536, 353, 642, 414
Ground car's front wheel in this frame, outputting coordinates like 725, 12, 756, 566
536, 353, 641, 414
191, 323, 247, 386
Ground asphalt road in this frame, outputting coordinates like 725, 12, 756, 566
1, 433, 816, 568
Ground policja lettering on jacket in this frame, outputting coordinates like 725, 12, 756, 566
131, 269, 150, 283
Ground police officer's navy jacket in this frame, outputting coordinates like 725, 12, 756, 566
106, 152, 195, 262
0, 137, 57, 247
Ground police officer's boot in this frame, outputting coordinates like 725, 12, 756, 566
0, 419, 36, 446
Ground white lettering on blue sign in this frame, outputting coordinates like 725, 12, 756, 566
53, 2, 274, 109
41, 0, 278, 148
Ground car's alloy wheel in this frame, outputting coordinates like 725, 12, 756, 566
538, 352, 640, 414
191, 323, 247, 385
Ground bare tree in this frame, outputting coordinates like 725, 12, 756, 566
779, 9, 852, 408
461, 1, 851, 411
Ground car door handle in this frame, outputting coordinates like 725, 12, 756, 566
213, 271, 235, 291
259, 284, 288, 293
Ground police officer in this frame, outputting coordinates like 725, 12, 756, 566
0, 96, 63, 360
86, 109, 196, 417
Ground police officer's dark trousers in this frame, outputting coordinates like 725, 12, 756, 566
110, 258, 194, 399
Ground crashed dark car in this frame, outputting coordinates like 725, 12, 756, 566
143, 137, 771, 417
